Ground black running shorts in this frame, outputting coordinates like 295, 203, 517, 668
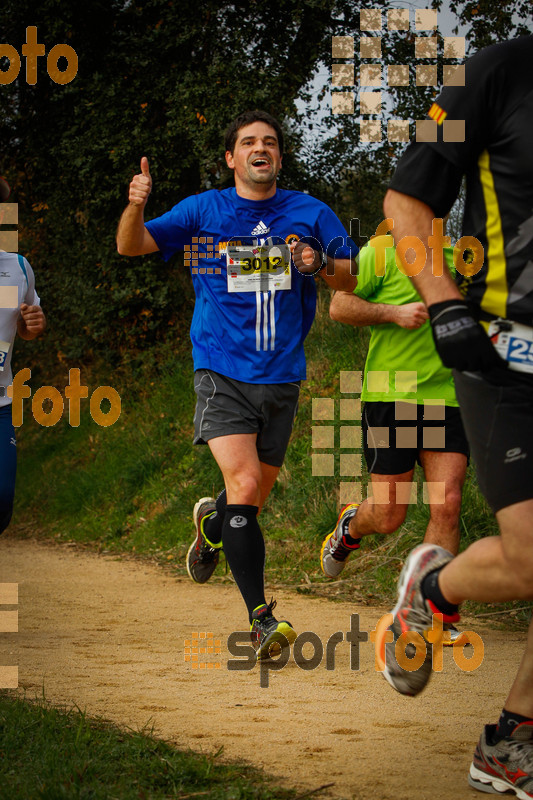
362, 401, 469, 475
453, 369, 533, 512
193, 369, 300, 467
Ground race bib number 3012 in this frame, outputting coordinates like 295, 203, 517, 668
227, 244, 291, 293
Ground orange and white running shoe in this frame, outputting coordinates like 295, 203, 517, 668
375, 543, 458, 696
320, 503, 360, 578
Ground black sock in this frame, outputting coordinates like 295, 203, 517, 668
342, 510, 361, 546
494, 709, 533, 741
203, 489, 227, 545
421, 568, 459, 616
343, 533, 362, 547
221, 504, 265, 622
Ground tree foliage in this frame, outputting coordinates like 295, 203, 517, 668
445, 0, 533, 50
0, 0, 365, 367
311, 0, 532, 241
1, 0, 531, 370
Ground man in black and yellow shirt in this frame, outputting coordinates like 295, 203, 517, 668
375, 36, 533, 798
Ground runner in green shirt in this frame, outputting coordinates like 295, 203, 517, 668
320, 235, 469, 645
355, 235, 458, 406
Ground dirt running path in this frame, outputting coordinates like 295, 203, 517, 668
0, 537, 524, 800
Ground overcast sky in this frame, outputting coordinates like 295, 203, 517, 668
298, 0, 468, 152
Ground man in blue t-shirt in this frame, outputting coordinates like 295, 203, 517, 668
116, 110, 357, 658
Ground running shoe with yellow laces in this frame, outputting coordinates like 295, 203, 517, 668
250, 599, 297, 660
320, 503, 360, 578
375, 543, 459, 696
468, 722, 533, 799
186, 497, 222, 584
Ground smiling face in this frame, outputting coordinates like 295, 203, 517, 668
225, 121, 282, 199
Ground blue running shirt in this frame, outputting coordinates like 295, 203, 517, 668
146, 188, 357, 383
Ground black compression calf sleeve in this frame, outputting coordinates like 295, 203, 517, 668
222, 504, 265, 621
202, 489, 227, 545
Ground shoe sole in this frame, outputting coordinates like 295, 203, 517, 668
442, 630, 470, 647
193, 496, 216, 529
186, 539, 212, 583
319, 504, 359, 577
256, 623, 297, 660
468, 764, 529, 799
187, 497, 217, 584
376, 544, 446, 692
320, 532, 337, 577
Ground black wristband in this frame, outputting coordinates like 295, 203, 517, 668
428, 299, 471, 323
428, 299, 503, 372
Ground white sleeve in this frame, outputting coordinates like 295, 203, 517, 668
22, 258, 40, 306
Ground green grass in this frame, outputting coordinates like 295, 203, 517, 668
6, 285, 531, 796
12, 283, 526, 623
0, 692, 297, 800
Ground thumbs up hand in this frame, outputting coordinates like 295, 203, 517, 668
129, 157, 152, 207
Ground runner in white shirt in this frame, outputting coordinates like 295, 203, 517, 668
0, 176, 46, 533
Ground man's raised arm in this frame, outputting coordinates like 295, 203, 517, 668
116, 157, 159, 256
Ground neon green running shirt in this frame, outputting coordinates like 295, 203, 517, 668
354, 236, 458, 406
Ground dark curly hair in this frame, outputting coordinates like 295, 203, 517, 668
224, 110, 284, 155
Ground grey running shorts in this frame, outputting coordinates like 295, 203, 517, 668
193, 369, 300, 467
